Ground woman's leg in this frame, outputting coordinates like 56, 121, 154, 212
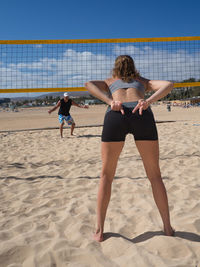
135, 140, 174, 236
94, 141, 124, 242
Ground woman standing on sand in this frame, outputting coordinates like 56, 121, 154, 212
85, 55, 174, 242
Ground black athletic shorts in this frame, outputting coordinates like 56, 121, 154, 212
102, 102, 158, 142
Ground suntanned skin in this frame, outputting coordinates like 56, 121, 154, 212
85, 76, 174, 242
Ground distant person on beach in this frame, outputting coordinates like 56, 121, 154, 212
48, 92, 88, 138
167, 103, 171, 112
85, 55, 174, 242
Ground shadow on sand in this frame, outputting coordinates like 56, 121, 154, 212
76, 134, 101, 138
0, 175, 63, 181
103, 230, 200, 243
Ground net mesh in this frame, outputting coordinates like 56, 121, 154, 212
0, 37, 200, 93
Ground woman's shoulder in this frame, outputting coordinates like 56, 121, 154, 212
137, 76, 150, 90
136, 76, 149, 82
104, 77, 119, 86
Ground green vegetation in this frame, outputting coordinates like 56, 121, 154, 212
146, 78, 200, 101
165, 78, 200, 101
1, 78, 199, 108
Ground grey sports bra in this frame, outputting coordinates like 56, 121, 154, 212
109, 79, 145, 94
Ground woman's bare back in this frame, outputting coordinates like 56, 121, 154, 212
105, 77, 147, 103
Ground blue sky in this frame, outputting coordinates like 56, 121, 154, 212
0, 0, 200, 98
1, 0, 200, 40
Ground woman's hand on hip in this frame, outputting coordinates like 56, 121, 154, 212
110, 100, 124, 115
132, 99, 150, 115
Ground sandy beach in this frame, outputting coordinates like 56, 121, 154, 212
0, 104, 200, 267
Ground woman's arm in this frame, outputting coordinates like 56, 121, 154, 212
85, 80, 125, 114
132, 78, 174, 115
84, 81, 112, 106
146, 80, 174, 105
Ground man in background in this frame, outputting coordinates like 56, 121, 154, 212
48, 92, 88, 138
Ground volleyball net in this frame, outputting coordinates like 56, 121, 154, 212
0, 36, 200, 95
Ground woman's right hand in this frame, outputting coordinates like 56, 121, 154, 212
110, 100, 124, 115
132, 99, 150, 115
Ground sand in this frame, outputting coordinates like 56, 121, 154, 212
0, 104, 200, 267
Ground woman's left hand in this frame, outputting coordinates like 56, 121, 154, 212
132, 99, 150, 115
110, 100, 125, 115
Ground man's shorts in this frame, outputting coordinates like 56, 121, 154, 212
58, 114, 74, 125
102, 102, 158, 142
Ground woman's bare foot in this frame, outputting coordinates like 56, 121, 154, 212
93, 229, 104, 242
164, 226, 175, 236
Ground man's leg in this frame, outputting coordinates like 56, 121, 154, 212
60, 122, 64, 138
71, 122, 75, 135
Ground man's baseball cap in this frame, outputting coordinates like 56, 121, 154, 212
63, 92, 69, 97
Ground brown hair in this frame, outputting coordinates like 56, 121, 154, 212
112, 55, 140, 82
